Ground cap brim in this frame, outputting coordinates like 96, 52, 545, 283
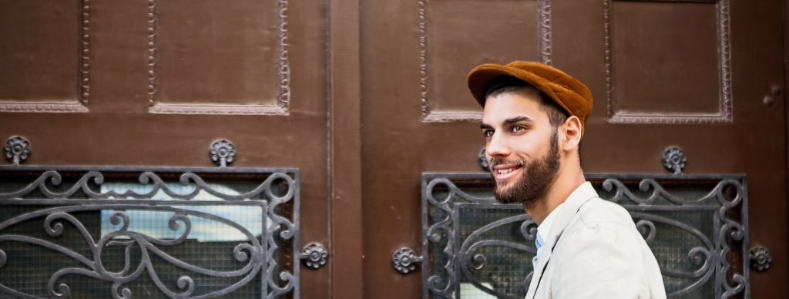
467, 64, 521, 106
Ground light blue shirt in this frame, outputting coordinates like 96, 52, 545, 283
532, 203, 562, 270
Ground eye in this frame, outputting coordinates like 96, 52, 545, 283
511, 125, 525, 133
483, 130, 494, 138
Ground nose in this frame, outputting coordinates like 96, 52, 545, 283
486, 132, 510, 158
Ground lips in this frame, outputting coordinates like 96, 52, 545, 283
491, 161, 523, 181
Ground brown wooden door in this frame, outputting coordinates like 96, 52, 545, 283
361, 0, 788, 298
1, 0, 787, 298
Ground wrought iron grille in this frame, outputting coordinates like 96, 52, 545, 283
0, 166, 300, 299
422, 173, 749, 299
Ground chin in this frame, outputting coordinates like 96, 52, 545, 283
496, 176, 520, 188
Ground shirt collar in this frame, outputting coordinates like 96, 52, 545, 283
536, 203, 561, 249
535, 181, 597, 249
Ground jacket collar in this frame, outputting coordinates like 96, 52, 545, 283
526, 182, 599, 297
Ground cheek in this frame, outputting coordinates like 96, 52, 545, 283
510, 139, 536, 153
511, 136, 548, 155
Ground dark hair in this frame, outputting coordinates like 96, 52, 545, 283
482, 76, 569, 128
482, 76, 583, 164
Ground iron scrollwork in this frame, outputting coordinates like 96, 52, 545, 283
0, 205, 262, 299
422, 173, 749, 299
0, 166, 301, 299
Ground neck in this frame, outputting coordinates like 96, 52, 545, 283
524, 161, 585, 225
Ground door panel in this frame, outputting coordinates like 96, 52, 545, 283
362, 0, 787, 298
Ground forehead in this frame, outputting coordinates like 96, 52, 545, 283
481, 92, 549, 125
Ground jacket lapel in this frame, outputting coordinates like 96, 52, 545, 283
525, 182, 598, 298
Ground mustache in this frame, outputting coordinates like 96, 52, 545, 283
489, 158, 525, 168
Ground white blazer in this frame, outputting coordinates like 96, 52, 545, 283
525, 182, 667, 299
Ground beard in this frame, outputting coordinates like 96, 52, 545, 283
490, 130, 561, 209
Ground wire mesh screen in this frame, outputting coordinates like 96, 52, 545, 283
422, 173, 749, 299
0, 207, 103, 298
0, 168, 299, 299
632, 209, 717, 298
456, 205, 533, 298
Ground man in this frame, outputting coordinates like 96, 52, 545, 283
467, 61, 666, 298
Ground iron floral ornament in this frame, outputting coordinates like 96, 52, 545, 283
662, 146, 687, 174
209, 139, 236, 167
3, 136, 31, 165
299, 243, 328, 270
392, 247, 423, 275
749, 246, 772, 272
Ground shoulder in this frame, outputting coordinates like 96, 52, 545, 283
548, 199, 662, 298
551, 197, 660, 280
560, 198, 647, 256
576, 197, 634, 227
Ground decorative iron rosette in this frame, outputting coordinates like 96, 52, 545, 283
478, 147, 490, 171
749, 246, 772, 272
209, 139, 236, 167
300, 243, 328, 270
3, 136, 31, 165
662, 146, 687, 174
392, 247, 422, 275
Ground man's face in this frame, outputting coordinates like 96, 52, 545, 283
480, 91, 561, 207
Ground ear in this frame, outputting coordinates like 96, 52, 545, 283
560, 116, 583, 152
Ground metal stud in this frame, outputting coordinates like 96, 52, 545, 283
392, 247, 423, 275
662, 146, 687, 175
749, 246, 771, 272
209, 139, 236, 167
3, 136, 31, 165
299, 242, 328, 270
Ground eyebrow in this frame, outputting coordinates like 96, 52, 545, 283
504, 116, 532, 124
481, 116, 532, 130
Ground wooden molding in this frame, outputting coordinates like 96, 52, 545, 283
0, 0, 90, 113
147, 0, 291, 116
420, 0, 552, 122
603, 0, 733, 124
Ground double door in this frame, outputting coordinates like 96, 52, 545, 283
0, 0, 786, 297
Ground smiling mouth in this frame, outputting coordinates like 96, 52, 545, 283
492, 160, 525, 177
496, 166, 521, 175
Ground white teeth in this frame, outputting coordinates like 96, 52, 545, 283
497, 169, 514, 174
